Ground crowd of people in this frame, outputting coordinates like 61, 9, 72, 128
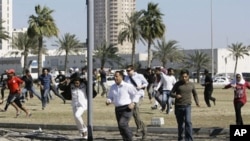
105, 66, 200, 141
105, 66, 250, 141
0, 65, 249, 141
0, 68, 67, 115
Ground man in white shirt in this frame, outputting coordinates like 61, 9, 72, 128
106, 71, 140, 141
154, 67, 176, 114
124, 65, 148, 140
71, 77, 88, 139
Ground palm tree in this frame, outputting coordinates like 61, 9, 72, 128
29, 45, 49, 55
228, 42, 250, 76
12, 32, 38, 74
27, 5, 59, 76
183, 50, 210, 83
118, 11, 143, 66
54, 33, 81, 72
140, 2, 166, 68
0, 20, 10, 42
94, 42, 122, 68
152, 38, 182, 68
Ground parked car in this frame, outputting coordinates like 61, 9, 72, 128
213, 76, 230, 86
106, 74, 115, 87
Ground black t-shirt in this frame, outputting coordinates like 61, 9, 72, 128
22, 75, 33, 88
204, 74, 213, 90
144, 72, 155, 84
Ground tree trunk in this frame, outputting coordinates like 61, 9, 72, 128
131, 41, 135, 66
147, 40, 152, 68
162, 60, 167, 68
197, 69, 200, 83
64, 51, 68, 73
101, 57, 105, 68
38, 36, 43, 77
23, 54, 28, 75
233, 57, 238, 77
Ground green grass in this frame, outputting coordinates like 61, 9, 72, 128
0, 84, 249, 129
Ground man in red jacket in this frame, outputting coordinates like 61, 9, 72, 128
3, 69, 31, 118
223, 73, 250, 125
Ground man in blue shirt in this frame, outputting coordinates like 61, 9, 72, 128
38, 68, 53, 110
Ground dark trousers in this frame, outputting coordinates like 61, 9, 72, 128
234, 102, 244, 125
115, 105, 133, 141
204, 89, 215, 107
175, 105, 193, 141
1, 86, 6, 99
146, 83, 153, 100
133, 103, 146, 132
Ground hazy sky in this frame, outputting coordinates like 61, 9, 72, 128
13, 0, 250, 53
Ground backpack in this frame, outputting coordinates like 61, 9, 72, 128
60, 80, 97, 100
60, 84, 72, 100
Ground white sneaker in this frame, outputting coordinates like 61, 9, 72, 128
83, 135, 87, 139
80, 132, 88, 139
170, 108, 173, 112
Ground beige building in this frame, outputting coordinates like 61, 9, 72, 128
94, 0, 136, 54
0, 0, 13, 51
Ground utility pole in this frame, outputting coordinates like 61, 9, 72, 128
211, 0, 214, 78
86, 0, 94, 140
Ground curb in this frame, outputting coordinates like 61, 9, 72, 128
0, 123, 229, 136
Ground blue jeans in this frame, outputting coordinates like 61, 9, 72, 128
162, 90, 172, 113
175, 105, 193, 141
21, 87, 41, 101
40, 88, 50, 108
161, 90, 172, 112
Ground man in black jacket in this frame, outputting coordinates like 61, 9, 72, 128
143, 68, 155, 103
0, 70, 8, 100
203, 69, 216, 107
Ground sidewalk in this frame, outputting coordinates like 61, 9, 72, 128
0, 123, 229, 141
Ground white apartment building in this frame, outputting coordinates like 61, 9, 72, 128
94, 0, 136, 54
0, 0, 12, 52
12, 27, 27, 37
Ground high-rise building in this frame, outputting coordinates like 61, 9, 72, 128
0, 0, 13, 51
94, 0, 136, 54
12, 27, 27, 39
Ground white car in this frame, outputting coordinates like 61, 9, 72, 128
213, 76, 230, 86
106, 74, 115, 87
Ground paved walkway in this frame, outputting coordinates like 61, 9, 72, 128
0, 123, 229, 141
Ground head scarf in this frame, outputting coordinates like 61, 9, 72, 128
231, 73, 245, 85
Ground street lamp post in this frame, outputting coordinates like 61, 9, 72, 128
211, 0, 214, 78
86, 0, 94, 140
225, 57, 227, 78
